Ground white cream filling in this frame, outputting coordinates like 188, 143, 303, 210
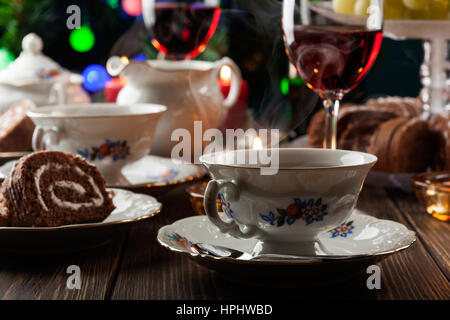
54, 181, 86, 194
34, 163, 104, 211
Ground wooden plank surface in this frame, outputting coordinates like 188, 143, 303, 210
386, 189, 450, 280
0, 182, 447, 300
357, 188, 449, 300
111, 185, 450, 300
110, 185, 217, 300
0, 232, 126, 300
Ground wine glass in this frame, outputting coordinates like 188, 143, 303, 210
282, 0, 384, 149
142, 0, 221, 60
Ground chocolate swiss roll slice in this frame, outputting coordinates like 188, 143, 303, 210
0, 151, 115, 227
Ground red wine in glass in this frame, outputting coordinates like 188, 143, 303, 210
282, 0, 383, 149
145, 3, 221, 60
287, 25, 383, 97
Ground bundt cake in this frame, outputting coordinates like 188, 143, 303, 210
429, 113, 450, 171
307, 97, 441, 173
0, 151, 115, 227
366, 96, 422, 117
308, 104, 401, 150
367, 118, 437, 173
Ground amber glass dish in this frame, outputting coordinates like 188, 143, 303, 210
186, 181, 222, 216
413, 171, 450, 222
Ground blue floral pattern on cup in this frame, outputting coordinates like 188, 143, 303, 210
167, 233, 192, 249
77, 139, 130, 162
218, 193, 234, 219
329, 221, 355, 238
260, 197, 328, 227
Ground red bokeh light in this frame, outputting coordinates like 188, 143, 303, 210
122, 0, 142, 16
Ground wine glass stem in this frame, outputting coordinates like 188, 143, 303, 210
322, 98, 340, 149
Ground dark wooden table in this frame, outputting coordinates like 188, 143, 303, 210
0, 182, 448, 300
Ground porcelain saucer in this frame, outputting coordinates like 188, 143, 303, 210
157, 210, 416, 287
0, 188, 162, 254
0, 155, 206, 189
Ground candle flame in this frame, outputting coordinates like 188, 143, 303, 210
117, 76, 128, 86
120, 56, 129, 65
252, 136, 263, 150
151, 39, 161, 50
289, 63, 298, 78
220, 65, 232, 86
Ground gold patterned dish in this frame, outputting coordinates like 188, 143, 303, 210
0, 151, 29, 166
0, 188, 162, 254
157, 210, 416, 287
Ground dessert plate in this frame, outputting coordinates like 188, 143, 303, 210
0, 188, 162, 254
157, 210, 416, 287
0, 155, 207, 189
0, 151, 29, 165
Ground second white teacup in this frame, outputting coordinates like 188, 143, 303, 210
28, 103, 167, 183
200, 148, 377, 255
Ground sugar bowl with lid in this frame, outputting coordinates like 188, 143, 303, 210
0, 33, 90, 111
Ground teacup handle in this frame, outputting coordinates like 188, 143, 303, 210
32, 126, 62, 151
215, 57, 242, 109
204, 179, 261, 239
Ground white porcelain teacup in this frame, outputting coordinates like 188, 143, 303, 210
27, 103, 167, 183
200, 148, 377, 255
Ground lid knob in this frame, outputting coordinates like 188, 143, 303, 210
22, 33, 43, 55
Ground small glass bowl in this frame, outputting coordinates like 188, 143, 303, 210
186, 181, 222, 216
412, 171, 450, 222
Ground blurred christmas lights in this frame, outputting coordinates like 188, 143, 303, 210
280, 78, 290, 96
133, 53, 146, 61
0, 48, 14, 70
69, 26, 95, 53
82, 64, 111, 92
106, 0, 119, 9
122, 0, 142, 16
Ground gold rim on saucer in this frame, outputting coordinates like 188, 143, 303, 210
110, 170, 206, 190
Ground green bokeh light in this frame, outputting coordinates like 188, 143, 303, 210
285, 105, 292, 121
290, 77, 305, 86
0, 48, 14, 70
69, 26, 95, 53
281, 77, 290, 96
106, 0, 119, 9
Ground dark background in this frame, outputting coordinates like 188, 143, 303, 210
0, 0, 423, 136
